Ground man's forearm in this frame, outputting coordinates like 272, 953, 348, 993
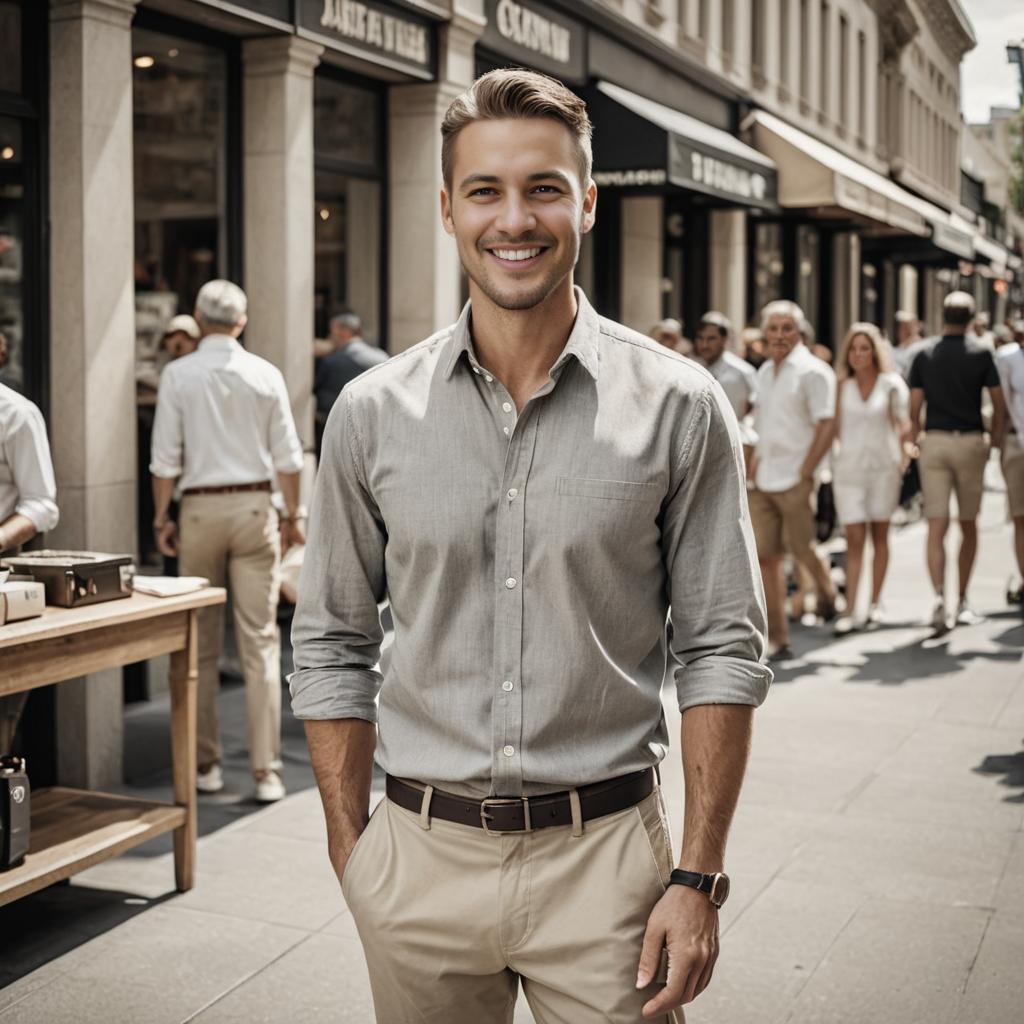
305, 719, 377, 853
0, 513, 37, 553
277, 470, 302, 517
677, 704, 753, 872
799, 419, 835, 478
151, 475, 177, 524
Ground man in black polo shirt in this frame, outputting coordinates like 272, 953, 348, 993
909, 291, 1006, 632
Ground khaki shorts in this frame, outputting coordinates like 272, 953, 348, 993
919, 431, 989, 520
749, 479, 816, 559
342, 785, 684, 1024
1001, 433, 1024, 518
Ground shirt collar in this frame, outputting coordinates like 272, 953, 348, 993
197, 334, 241, 353
442, 287, 601, 382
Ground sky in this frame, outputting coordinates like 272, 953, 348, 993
960, 0, 1024, 123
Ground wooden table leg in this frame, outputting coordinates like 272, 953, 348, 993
169, 608, 198, 891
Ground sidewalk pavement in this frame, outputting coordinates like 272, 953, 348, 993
1, 479, 1022, 1023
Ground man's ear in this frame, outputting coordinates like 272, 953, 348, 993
440, 188, 455, 237
580, 179, 598, 235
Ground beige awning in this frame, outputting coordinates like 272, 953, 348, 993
744, 110, 934, 239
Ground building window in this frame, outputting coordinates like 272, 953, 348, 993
819, 2, 830, 123
838, 14, 848, 135
799, 0, 810, 108
796, 225, 820, 323
779, 0, 791, 96
721, 0, 734, 59
698, 0, 708, 40
857, 30, 867, 144
751, 0, 765, 82
753, 222, 785, 314
313, 73, 384, 346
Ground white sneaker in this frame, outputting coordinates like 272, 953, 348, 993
255, 770, 286, 803
930, 597, 948, 633
956, 601, 984, 626
866, 603, 886, 627
197, 764, 224, 794
833, 616, 858, 636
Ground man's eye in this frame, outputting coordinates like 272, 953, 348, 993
533, 185, 560, 194
469, 188, 496, 197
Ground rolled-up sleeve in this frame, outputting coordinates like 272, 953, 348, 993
7, 405, 59, 533
662, 384, 772, 711
805, 364, 836, 422
289, 387, 386, 721
149, 370, 184, 479
268, 369, 304, 474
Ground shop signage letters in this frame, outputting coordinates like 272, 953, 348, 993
480, 0, 587, 82
315, 0, 430, 66
495, 0, 571, 64
593, 169, 668, 187
689, 151, 769, 203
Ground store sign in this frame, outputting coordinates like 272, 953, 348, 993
669, 137, 776, 208
297, 0, 434, 77
480, 0, 587, 83
593, 169, 667, 188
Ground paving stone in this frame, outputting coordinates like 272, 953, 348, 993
0, 906, 306, 1024
955, 912, 1024, 1024
786, 900, 991, 1024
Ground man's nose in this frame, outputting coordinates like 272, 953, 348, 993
494, 194, 537, 237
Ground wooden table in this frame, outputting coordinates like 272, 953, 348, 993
0, 588, 226, 907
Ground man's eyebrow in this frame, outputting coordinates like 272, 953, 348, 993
458, 170, 575, 190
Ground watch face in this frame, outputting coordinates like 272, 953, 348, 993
710, 873, 730, 907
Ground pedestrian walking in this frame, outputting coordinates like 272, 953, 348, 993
830, 323, 911, 634
150, 279, 305, 803
695, 311, 757, 452
891, 310, 925, 379
909, 291, 1006, 631
995, 334, 1024, 609
650, 317, 693, 357
291, 68, 770, 1024
749, 300, 839, 659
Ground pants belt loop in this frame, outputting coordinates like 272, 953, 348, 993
418, 785, 434, 831
569, 787, 584, 838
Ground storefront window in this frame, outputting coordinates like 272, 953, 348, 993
796, 225, 820, 323
0, 117, 24, 392
860, 260, 880, 327
752, 222, 784, 315
132, 27, 228, 384
314, 74, 383, 344
0, 2, 21, 95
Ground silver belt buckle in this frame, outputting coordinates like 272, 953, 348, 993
480, 797, 533, 836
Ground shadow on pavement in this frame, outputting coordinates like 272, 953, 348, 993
974, 750, 1024, 804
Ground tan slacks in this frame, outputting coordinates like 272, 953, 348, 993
178, 491, 281, 775
342, 784, 685, 1024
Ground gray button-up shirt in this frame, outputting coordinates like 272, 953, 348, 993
290, 290, 770, 798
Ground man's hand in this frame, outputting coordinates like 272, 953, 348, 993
327, 816, 368, 888
155, 520, 179, 557
281, 517, 306, 555
637, 885, 720, 1018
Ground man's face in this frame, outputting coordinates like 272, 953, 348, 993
440, 118, 596, 312
897, 319, 916, 345
764, 314, 800, 364
330, 323, 354, 346
695, 325, 726, 365
652, 328, 682, 350
164, 330, 197, 360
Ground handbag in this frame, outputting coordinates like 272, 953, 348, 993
899, 458, 921, 507
815, 481, 836, 543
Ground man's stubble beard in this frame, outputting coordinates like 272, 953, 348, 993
458, 236, 579, 313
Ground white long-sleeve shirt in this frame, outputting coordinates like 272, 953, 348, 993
150, 335, 304, 490
0, 382, 59, 533
995, 343, 1024, 438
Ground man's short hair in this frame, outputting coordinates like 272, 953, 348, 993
330, 312, 362, 334
942, 290, 975, 328
698, 311, 732, 339
895, 310, 916, 324
441, 68, 593, 191
196, 279, 247, 329
651, 318, 682, 336
759, 299, 804, 331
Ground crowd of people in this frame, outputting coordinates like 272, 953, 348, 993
656, 293, 1024, 662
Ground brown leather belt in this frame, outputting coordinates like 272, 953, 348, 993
182, 481, 272, 496
385, 768, 654, 835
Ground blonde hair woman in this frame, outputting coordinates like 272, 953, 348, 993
831, 323, 912, 633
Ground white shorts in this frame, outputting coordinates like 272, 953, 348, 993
833, 468, 901, 525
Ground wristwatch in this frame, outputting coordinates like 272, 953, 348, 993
668, 869, 730, 907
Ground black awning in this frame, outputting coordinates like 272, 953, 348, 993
585, 81, 778, 210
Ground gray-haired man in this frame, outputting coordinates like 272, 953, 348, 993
150, 279, 305, 802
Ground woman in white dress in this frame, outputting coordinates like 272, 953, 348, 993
832, 323, 912, 634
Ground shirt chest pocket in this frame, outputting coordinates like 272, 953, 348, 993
556, 477, 658, 502
553, 476, 662, 556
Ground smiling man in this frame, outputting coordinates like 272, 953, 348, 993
291, 69, 770, 1024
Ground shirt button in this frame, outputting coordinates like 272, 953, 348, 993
505, 577, 517, 589
473, 367, 480, 375
485, 374, 493, 383
503, 426, 510, 436
502, 745, 515, 757
507, 487, 518, 499
502, 401, 513, 413
502, 680, 514, 691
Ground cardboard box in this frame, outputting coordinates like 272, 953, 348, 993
0, 581, 46, 625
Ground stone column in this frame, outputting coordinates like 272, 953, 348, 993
620, 196, 663, 335
831, 231, 861, 345
388, 10, 485, 352
709, 209, 748, 346
48, 0, 139, 788
242, 36, 323, 449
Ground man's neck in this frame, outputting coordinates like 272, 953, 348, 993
942, 326, 966, 337
469, 278, 579, 403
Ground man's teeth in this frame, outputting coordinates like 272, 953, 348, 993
494, 248, 542, 261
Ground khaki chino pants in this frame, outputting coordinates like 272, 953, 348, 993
178, 491, 281, 775
342, 784, 685, 1024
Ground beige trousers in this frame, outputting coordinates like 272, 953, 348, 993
342, 784, 685, 1024
178, 491, 281, 775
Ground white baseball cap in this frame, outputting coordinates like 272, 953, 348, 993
164, 314, 201, 340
